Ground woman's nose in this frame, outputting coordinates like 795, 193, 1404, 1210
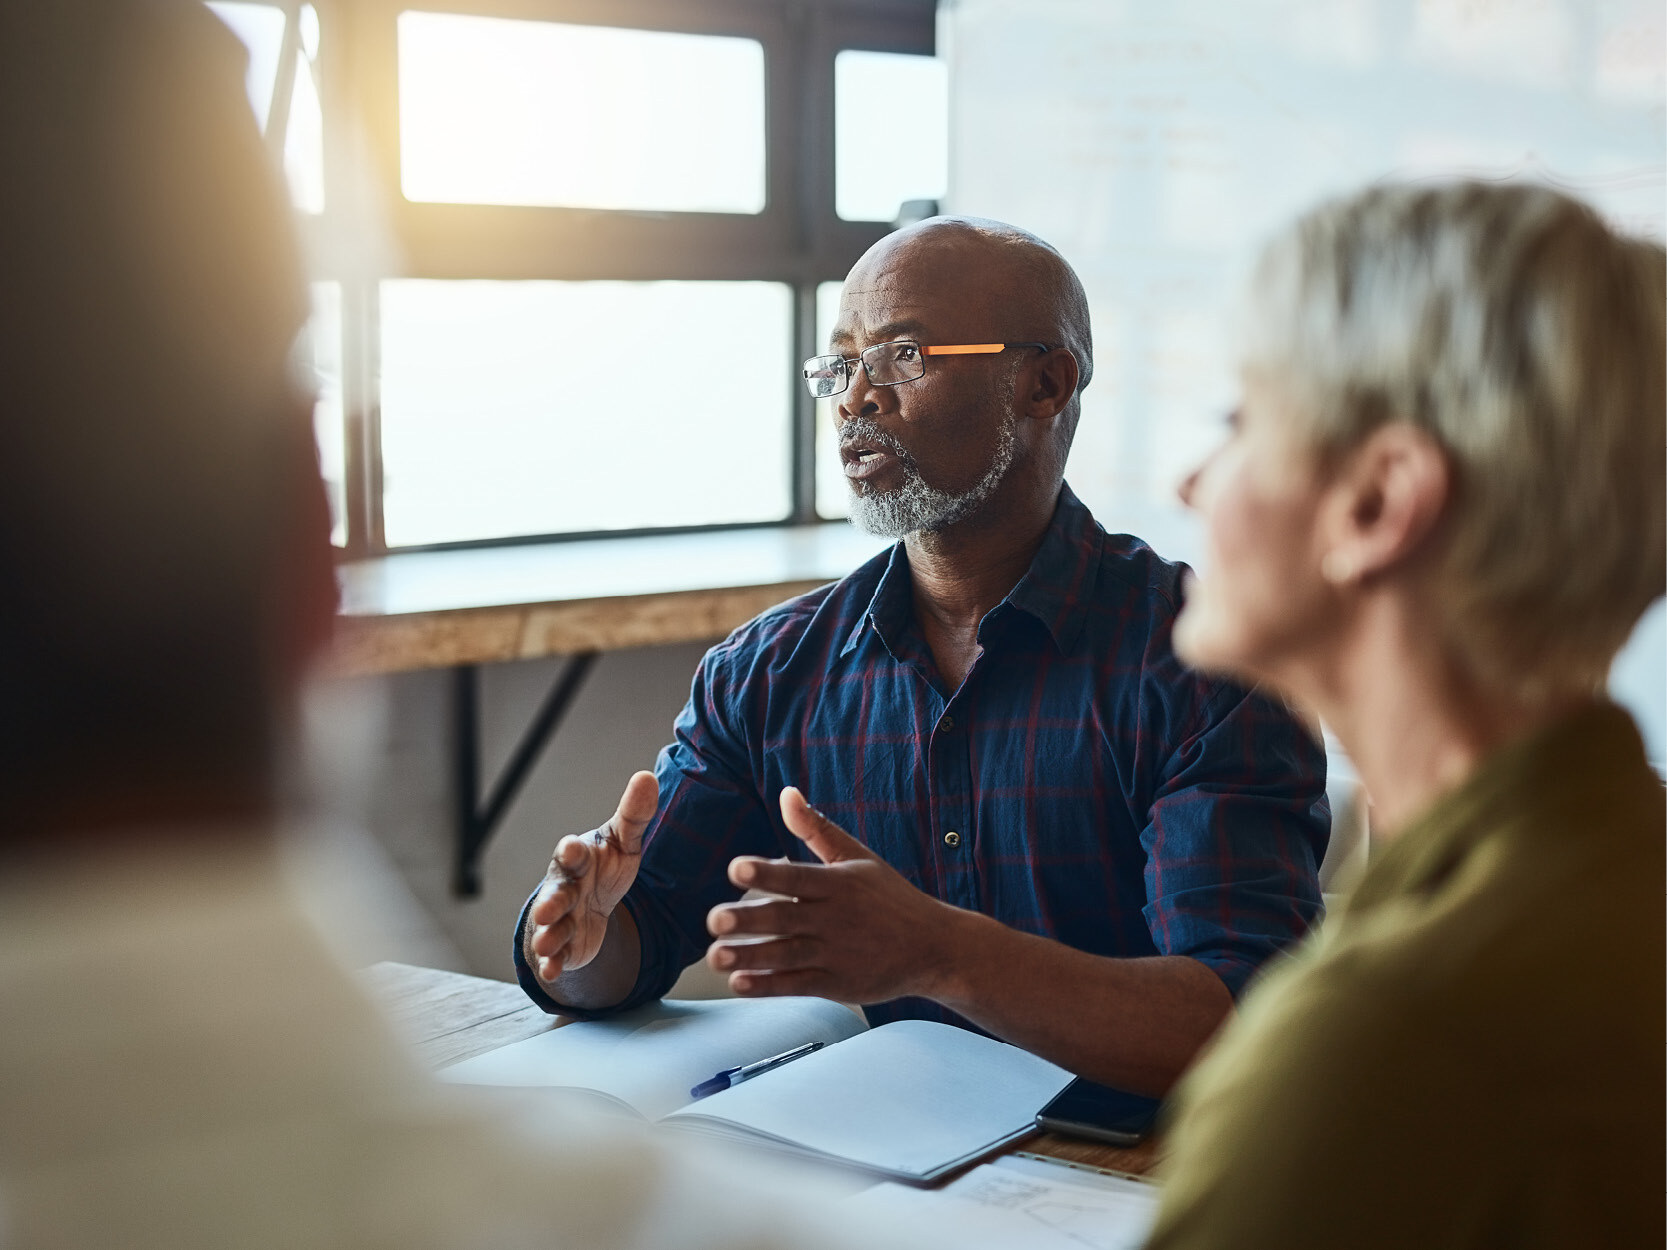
1178, 463, 1202, 510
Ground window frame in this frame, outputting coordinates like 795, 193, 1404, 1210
295, 0, 937, 556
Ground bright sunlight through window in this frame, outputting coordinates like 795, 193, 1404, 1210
207, 2, 324, 212
398, 13, 767, 214
815, 279, 848, 519
836, 51, 948, 222
379, 280, 792, 546
208, 2, 285, 129
306, 282, 344, 546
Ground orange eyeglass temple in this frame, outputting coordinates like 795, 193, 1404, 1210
921, 343, 1008, 356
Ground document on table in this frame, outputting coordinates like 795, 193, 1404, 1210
846, 1153, 1159, 1250
443, 1003, 1070, 1184
439, 996, 866, 1122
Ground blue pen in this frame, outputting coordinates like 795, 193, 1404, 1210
689, 1041, 825, 1100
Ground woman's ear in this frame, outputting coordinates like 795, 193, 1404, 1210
1318, 423, 1450, 587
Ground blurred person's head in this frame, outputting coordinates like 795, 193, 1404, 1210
1175, 181, 1665, 712
828, 216, 1092, 538
0, 1, 336, 846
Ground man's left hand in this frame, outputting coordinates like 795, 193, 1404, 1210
704, 787, 962, 1004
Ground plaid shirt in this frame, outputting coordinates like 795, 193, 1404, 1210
516, 485, 1329, 1029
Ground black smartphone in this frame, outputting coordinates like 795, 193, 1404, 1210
1035, 1078, 1163, 1146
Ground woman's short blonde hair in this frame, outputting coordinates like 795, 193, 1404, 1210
1242, 181, 1665, 701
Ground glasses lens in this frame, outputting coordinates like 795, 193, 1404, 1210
862, 340, 925, 386
803, 355, 848, 398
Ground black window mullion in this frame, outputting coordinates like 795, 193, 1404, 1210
337, 278, 379, 556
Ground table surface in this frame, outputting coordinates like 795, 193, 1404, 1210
332, 525, 889, 676
363, 961, 1159, 1181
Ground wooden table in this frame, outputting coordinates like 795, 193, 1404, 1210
363, 961, 1159, 1180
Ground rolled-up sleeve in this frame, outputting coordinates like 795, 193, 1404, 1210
1139, 675, 1330, 999
513, 637, 784, 1017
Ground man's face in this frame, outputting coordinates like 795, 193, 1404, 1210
830, 237, 1026, 538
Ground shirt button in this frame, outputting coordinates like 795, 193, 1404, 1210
944, 830, 961, 848
939, 714, 955, 732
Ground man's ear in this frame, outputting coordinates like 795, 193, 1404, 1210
1020, 347, 1080, 421
1318, 422, 1450, 587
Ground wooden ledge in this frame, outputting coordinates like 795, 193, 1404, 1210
332, 580, 838, 675
330, 524, 889, 676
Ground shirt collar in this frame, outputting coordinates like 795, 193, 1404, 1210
841, 540, 914, 659
1001, 482, 1101, 655
840, 483, 1103, 659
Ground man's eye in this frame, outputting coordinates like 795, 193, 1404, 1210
894, 344, 920, 362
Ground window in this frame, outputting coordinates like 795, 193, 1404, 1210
210, 2, 287, 124
305, 282, 345, 546
815, 279, 849, 519
379, 280, 793, 545
285, 9, 325, 214
208, 2, 324, 212
836, 51, 949, 222
398, 14, 766, 213
207, 0, 937, 553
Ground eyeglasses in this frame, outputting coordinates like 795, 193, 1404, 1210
801, 340, 1051, 399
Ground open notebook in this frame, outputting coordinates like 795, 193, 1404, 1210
440, 997, 1073, 1185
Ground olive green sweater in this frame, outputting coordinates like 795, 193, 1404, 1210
1148, 701, 1665, 1250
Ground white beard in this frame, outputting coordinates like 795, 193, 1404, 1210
845, 416, 1019, 539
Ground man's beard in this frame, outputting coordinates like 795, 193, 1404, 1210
843, 415, 1018, 539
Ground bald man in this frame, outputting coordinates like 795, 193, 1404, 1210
516, 219, 1330, 1093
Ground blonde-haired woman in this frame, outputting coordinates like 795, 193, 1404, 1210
1146, 182, 1664, 1249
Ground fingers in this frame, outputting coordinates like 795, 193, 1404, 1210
556, 834, 595, 881
529, 836, 592, 924
778, 787, 870, 865
528, 911, 576, 956
607, 770, 658, 856
707, 894, 805, 938
727, 855, 834, 900
536, 945, 589, 981
705, 935, 821, 974
528, 905, 578, 981
729, 969, 831, 998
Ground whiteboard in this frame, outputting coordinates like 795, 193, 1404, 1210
942, 0, 1666, 756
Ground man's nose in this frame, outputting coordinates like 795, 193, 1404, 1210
836, 364, 886, 425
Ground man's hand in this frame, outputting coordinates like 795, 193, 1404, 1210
704, 786, 962, 1003
525, 771, 657, 982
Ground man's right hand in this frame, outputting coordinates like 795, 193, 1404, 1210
525, 770, 658, 983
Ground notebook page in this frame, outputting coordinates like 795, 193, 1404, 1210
846, 1160, 1158, 1250
439, 996, 866, 1121
664, 1019, 1072, 1179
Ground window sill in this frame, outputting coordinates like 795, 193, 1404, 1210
330, 522, 886, 676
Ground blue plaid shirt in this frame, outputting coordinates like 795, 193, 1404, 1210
516, 485, 1329, 1029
